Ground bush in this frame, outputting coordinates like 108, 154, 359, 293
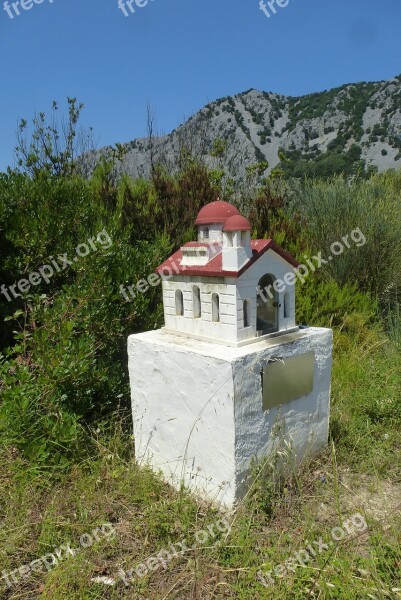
291, 173, 401, 295
296, 276, 378, 328
0, 157, 221, 465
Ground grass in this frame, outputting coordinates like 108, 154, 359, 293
1, 325, 401, 599
330, 316, 401, 476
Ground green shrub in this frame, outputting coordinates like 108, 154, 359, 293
296, 276, 377, 328
0, 156, 221, 465
291, 173, 401, 295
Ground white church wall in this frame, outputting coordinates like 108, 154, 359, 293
162, 278, 240, 343
198, 224, 224, 243
161, 249, 297, 346
222, 245, 253, 272
237, 250, 297, 333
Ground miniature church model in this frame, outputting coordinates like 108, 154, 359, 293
157, 200, 300, 346
128, 201, 333, 508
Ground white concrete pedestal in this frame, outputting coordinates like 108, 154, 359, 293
128, 327, 333, 509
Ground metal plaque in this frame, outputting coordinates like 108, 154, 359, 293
262, 352, 315, 411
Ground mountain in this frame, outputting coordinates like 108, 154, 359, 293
95, 74, 401, 181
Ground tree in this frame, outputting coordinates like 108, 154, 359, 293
15, 97, 95, 178
146, 101, 157, 173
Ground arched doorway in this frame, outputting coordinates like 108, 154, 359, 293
257, 274, 279, 334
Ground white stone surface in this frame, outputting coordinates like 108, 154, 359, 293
128, 327, 333, 509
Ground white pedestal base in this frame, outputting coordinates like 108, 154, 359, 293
128, 327, 333, 509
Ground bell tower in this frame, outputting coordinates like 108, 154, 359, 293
222, 215, 253, 272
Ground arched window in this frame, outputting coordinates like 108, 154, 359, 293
284, 292, 290, 319
175, 289, 183, 316
193, 285, 201, 318
212, 293, 220, 322
256, 274, 279, 334
203, 227, 209, 240
243, 299, 251, 328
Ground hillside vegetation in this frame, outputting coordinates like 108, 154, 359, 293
93, 74, 401, 185
0, 101, 400, 599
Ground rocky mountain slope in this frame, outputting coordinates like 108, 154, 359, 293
97, 74, 401, 181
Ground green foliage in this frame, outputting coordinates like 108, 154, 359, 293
1, 99, 401, 494
277, 80, 397, 179
296, 276, 378, 328
247, 182, 306, 257
1, 98, 401, 600
291, 173, 401, 295
0, 180, 171, 464
150, 162, 221, 248
382, 299, 401, 348
0, 362, 83, 466
0, 143, 221, 464
331, 315, 401, 471
279, 142, 366, 179
210, 138, 228, 159
15, 98, 94, 178
245, 161, 269, 179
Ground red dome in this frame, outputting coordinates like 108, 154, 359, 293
195, 201, 240, 225
223, 215, 251, 232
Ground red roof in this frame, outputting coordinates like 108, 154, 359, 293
156, 239, 299, 278
223, 215, 251, 232
195, 201, 240, 225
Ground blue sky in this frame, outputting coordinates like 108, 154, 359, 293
0, 0, 400, 171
